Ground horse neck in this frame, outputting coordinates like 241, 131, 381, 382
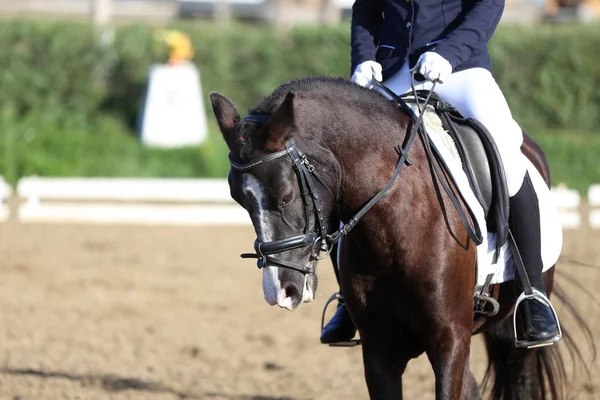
321, 105, 423, 220
322, 108, 450, 270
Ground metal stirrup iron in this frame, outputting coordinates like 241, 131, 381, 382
320, 292, 361, 347
508, 231, 562, 348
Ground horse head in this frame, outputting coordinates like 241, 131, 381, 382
210, 87, 341, 311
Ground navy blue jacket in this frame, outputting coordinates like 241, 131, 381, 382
351, 0, 505, 81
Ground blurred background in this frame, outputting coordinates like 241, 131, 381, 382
0, 1, 600, 399
0, 0, 598, 189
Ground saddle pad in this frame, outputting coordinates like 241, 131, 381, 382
415, 105, 562, 289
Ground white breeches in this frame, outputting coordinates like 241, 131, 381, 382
380, 62, 527, 197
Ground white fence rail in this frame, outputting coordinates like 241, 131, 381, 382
0, 176, 596, 228
17, 177, 233, 203
16, 177, 250, 225
0, 176, 11, 222
550, 186, 581, 229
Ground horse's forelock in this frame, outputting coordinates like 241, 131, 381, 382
236, 121, 258, 159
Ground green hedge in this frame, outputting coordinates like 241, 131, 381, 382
0, 110, 230, 182
1, 20, 599, 129
0, 19, 599, 193
488, 24, 600, 132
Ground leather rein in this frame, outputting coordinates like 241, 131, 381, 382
232, 73, 482, 275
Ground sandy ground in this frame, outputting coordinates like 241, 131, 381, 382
0, 217, 598, 400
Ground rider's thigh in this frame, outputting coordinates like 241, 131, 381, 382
382, 64, 528, 196
381, 62, 433, 95
427, 68, 528, 197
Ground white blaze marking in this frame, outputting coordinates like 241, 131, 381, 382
242, 174, 282, 305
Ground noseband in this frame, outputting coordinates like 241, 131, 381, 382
230, 123, 332, 275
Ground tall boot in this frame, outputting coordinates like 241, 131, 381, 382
320, 297, 357, 344
320, 243, 357, 344
510, 172, 560, 346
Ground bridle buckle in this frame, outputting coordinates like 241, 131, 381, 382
301, 155, 315, 172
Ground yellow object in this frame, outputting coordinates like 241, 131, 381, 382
154, 30, 195, 64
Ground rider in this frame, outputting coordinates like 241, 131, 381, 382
320, 0, 561, 347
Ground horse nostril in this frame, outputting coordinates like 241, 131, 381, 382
277, 282, 303, 310
283, 283, 301, 302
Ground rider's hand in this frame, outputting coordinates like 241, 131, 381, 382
416, 52, 452, 84
351, 61, 383, 88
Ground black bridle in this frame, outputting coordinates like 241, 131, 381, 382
230, 84, 427, 275
232, 73, 482, 276
231, 128, 331, 275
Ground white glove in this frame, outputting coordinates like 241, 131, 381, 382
416, 52, 452, 83
351, 61, 383, 88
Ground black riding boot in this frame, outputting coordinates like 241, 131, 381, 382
510, 172, 560, 346
320, 298, 357, 344
320, 242, 357, 344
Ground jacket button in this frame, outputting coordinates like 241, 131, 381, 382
406, 22, 411, 28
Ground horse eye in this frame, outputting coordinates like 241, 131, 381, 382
281, 190, 293, 206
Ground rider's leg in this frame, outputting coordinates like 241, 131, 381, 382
320, 239, 357, 344
320, 298, 357, 343
380, 65, 560, 345
507, 171, 560, 343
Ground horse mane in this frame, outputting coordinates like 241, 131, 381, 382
237, 76, 394, 158
251, 76, 390, 115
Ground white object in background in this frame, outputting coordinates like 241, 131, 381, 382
0, 176, 12, 222
15, 176, 251, 226
139, 61, 207, 148
17, 177, 232, 203
18, 203, 251, 226
12, 175, 595, 228
589, 184, 600, 228
550, 185, 581, 229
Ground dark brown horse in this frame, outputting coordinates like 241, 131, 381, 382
210, 76, 591, 399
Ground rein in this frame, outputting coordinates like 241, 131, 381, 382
373, 73, 483, 247
327, 73, 437, 244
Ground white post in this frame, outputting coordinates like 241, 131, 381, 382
90, 0, 114, 85
273, 0, 290, 29
215, 0, 231, 25
320, 0, 341, 25
91, 0, 112, 27
91, 0, 114, 47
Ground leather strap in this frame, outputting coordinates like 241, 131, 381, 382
327, 78, 434, 246
508, 230, 534, 296
371, 79, 483, 247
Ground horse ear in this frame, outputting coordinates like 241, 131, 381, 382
263, 91, 296, 151
209, 92, 241, 149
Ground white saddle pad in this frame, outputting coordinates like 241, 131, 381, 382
416, 105, 563, 289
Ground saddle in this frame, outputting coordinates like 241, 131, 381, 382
399, 91, 511, 317
400, 91, 510, 254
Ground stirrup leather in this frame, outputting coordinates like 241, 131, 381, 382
320, 292, 361, 347
513, 289, 562, 349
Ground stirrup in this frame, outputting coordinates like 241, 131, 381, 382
513, 289, 562, 349
320, 292, 361, 347
474, 293, 500, 317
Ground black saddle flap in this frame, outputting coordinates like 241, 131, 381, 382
401, 90, 510, 251
441, 107, 510, 250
